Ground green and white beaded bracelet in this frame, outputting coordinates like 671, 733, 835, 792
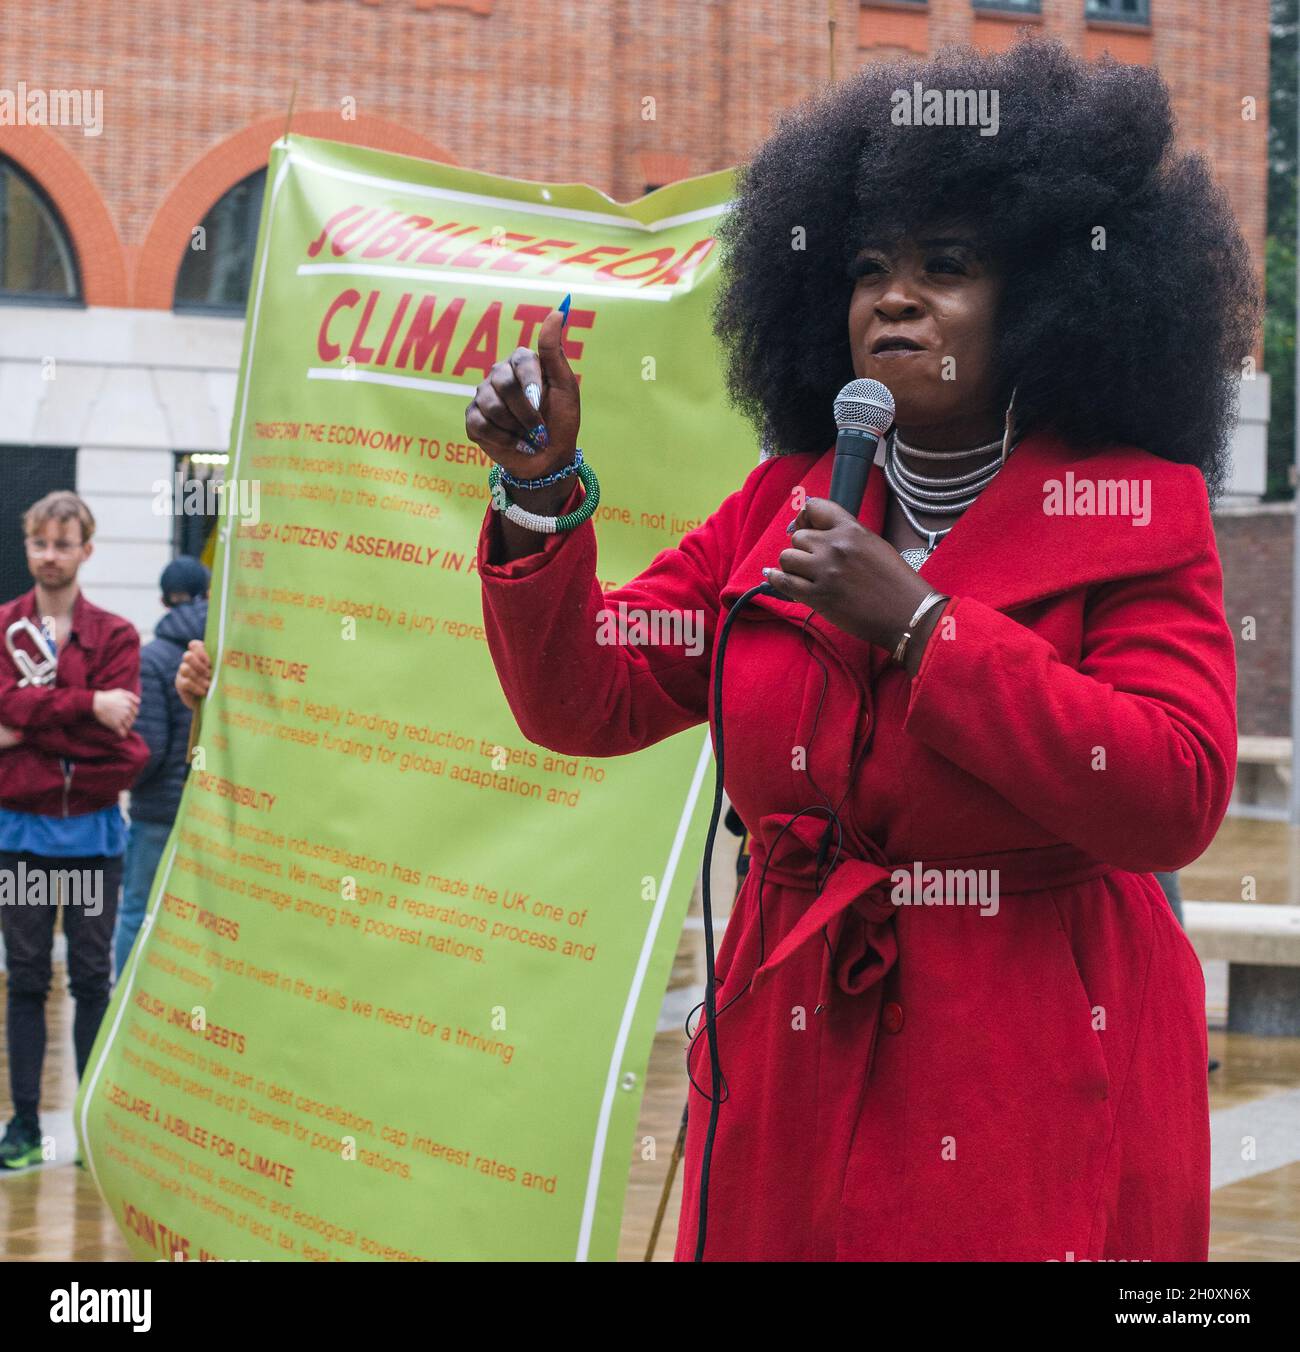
488, 459, 600, 534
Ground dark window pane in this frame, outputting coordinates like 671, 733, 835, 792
0, 446, 79, 604
172, 451, 222, 560
174, 168, 266, 312
1085, 0, 1150, 21
0, 160, 80, 301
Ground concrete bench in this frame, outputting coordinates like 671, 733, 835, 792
1237, 736, 1291, 765
1231, 736, 1292, 817
1182, 900, 1300, 1035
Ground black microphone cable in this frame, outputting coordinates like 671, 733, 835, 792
688, 380, 893, 1260
688, 581, 877, 1262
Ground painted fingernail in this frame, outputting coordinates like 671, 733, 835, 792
786, 519, 796, 534
529, 424, 549, 450
524, 382, 541, 411
515, 438, 537, 456
762, 567, 772, 579
558, 293, 572, 330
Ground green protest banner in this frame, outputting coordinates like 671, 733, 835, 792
75, 134, 755, 1261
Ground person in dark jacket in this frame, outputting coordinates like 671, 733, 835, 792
112, 558, 209, 980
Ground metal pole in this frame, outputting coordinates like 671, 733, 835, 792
828, 0, 836, 86
186, 697, 203, 764
644, 1103, 689, 1261
1281, 26, 1291, 827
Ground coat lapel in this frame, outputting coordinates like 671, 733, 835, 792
914, 428, 1206, 610
720, 427, 1207, 634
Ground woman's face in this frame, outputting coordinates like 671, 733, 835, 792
846, 225, 1004, 445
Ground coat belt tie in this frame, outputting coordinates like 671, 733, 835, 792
744, 811, 1116, 1011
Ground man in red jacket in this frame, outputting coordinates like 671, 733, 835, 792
0, 491, 149, 1169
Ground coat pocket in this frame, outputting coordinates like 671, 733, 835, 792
1047, 891, 1112, 1108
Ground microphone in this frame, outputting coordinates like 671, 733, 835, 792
828, 378, 895, 518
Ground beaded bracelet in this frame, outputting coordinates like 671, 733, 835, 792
500, 448, 584, 491
488, 459, 600, 534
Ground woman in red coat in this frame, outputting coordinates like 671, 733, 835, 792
470, 39, 1259, 1260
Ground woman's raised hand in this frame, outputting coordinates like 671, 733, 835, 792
465, 306, 581, 482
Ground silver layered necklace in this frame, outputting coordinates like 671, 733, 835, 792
885, 429, 1012, 570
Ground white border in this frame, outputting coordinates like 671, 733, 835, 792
306, 367, 476, 397
296, 263, 677, 299
575, 729, 712, 1260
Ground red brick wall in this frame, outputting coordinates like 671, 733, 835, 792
1214, 510, 1293, 738
0, 0, 850, 310
0, 1, 1282, 737
0, 0, 1270, 312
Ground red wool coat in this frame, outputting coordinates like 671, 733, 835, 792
476, 428, 1235, 1262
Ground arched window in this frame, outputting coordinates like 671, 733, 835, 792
174, 167, 266, 313
0, 158, 81, 303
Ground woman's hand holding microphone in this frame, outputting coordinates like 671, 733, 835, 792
465, 306, 582, 563
770, 498, 947, 675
